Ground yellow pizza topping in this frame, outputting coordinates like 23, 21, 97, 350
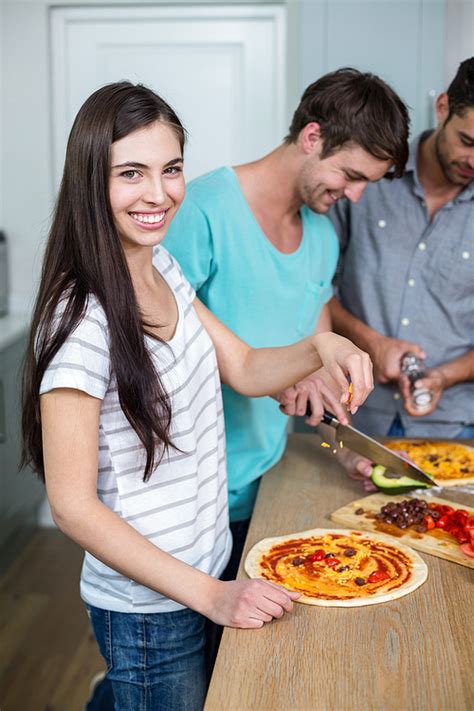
386, 440, 474, 480
259, 532, 412, 600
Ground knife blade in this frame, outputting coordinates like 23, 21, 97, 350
309, 407, 434, 486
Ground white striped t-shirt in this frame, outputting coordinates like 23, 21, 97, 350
40, 246, 232, 613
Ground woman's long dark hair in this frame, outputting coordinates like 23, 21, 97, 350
21, 82, 186, 482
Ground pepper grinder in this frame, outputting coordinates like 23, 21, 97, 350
400, 352, 432, 409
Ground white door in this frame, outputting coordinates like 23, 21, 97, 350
51, 4, 286, 186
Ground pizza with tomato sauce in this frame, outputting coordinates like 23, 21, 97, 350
245, 529, 427, 607
385, 440, 474, 487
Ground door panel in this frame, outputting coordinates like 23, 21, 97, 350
51, 5, 286, 185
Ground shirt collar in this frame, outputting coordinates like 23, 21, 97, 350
405, 131, 431, 174
406, 131, 474, 202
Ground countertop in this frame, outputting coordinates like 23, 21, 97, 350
0, 312, 30, 351
205, 433, 473, 711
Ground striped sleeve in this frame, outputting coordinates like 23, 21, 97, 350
40, 299, 111, 400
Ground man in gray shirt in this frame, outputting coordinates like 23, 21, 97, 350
329, 57, 474, 440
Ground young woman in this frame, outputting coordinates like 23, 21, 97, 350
22, 82, 373, 711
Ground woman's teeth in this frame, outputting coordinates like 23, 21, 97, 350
130, 212, 165, 224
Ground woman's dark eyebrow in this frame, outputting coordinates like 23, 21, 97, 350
111, 161, 148, 169
111, 157, 183, 169
164, 157, 184, 167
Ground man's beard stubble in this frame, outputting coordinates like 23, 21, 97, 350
434, 130, 470, 188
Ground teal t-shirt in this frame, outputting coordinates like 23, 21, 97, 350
163, 167, 339, 521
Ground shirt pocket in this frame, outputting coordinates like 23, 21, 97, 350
428, 242, 473, 301
296, 281, 327, 338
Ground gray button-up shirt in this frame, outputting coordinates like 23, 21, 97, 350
331, 132, 474, 438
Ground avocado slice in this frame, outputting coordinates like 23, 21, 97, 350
370, 464, 431, 495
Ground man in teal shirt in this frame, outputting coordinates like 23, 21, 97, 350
164, 68, 409, 577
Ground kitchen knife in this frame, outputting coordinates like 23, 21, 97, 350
307, 406, 434, 486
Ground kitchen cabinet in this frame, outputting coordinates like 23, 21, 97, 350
0, 324, 44, 571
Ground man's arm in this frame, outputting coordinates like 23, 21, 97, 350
437, 350, 474, 387
329, 296, 425, 384
315, 302, 332, 333
400, 350, 474, 417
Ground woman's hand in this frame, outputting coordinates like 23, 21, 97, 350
205, 579, 300, 629
312, 333, 374, 414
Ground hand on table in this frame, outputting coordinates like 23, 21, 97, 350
313, 333, 374, 414
336, 446, 377, 492
399, 367, 446, 417
277, 369, 350, 426
208, 579, 300, 629
371, 336, 425, 384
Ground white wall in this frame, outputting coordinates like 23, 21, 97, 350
445, 0, 474, 86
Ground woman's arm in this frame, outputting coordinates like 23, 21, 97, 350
193, 298, 373, 412
41, 388, 298, 627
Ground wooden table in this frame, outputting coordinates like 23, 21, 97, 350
205, 434, 474, 711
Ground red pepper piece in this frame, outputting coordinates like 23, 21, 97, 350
435, 515, 449, 528
456, 530, 470, 544
460, 543, 474, 558
325, 558, 341, 567
368, 570, 390, 583
452, 511, 468, 526
423, 515, 435, 530
309, 550, 325, 562
448, 524, 464, 540
440, 505, 454, 515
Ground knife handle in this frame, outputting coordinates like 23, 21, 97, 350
305, 405, 339, 427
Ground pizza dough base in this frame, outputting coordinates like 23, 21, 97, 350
244, 528, 428, 607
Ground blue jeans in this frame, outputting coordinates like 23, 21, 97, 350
86, 604, 207, 711
387, 414, 474, 438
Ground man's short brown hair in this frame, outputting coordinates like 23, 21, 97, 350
446, 57, 474, 119
285, 68, 409, 178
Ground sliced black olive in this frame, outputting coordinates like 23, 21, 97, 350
292, 557, 305, 566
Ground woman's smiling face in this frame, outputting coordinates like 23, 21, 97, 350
109, 120, 185, 251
